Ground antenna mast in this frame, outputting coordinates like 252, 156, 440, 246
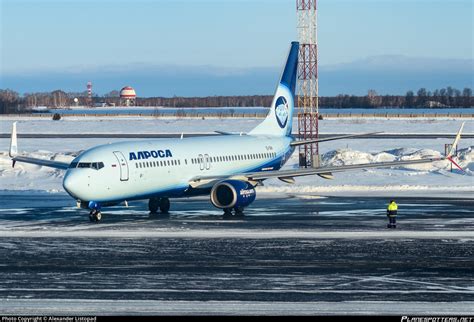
297, 0, 319, 168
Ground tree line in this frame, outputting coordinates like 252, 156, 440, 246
0, 86, 472, 113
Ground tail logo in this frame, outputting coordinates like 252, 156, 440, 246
275, 96, 289, 129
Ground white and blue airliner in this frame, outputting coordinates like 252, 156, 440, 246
9, 42, 465, 222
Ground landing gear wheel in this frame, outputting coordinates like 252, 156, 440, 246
159, 197, 170, 214
223, 208, 233, 219
149, 197, 160, 214
89, 209, 102, 222
234, 207, 245, 218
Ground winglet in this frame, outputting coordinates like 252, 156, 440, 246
446, 122, 465, 172
9, 122, 18, 158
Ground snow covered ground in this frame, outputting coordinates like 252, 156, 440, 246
0, 117, 472, 197
2, 299, 473, 315
1, 115, 473, 135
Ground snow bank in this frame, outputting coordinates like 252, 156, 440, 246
257, 146, 473, 197
0, 150, 76, 191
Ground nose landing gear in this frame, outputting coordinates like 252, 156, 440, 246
88, 201, 102, 223
89, 209, 102, 222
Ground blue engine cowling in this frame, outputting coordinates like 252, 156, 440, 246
210, 180, 256, 209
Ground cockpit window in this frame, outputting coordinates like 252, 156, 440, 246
75, 162, 105, 170
69, 162, 78, 168
92, 162, 105, 170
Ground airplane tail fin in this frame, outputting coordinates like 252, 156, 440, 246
445, 122, 465, 172
249, 42, 299, 137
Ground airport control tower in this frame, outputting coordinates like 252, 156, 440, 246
297, 0, 319, 168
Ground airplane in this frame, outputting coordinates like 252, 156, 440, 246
9, 42, 465, 222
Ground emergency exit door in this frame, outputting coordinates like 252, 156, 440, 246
113, 151, 129, 181
198, 154, 211, 171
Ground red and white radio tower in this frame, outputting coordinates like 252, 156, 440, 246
87, 81, 92, 106
297, 0, 319, 168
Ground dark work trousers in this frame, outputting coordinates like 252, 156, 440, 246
387, 211, 397, 228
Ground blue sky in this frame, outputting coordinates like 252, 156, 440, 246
1, 0, 473, 95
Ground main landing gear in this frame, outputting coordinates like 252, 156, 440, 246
223, 207, 245, 219
148, 197, 171, 215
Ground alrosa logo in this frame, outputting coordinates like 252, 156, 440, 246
239, 189, 255, 197
275, 96, 289, 129
129, 149, 173, 160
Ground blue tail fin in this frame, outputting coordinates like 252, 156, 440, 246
249, 41, 299, 137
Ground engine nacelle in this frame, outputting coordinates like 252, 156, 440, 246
210, 180, 256, 209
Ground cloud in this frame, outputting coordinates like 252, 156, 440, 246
1, 56, 472, 96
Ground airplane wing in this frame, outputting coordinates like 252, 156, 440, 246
290, 132, 382, 146
9, 122, 71, 170
190, 123, 465, 187
189, 157, 442, 188
242, 157, 441, 182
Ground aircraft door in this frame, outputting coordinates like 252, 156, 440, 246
205, 154, 210, 170
198, 154, 204, 171
113, 151, 129, 181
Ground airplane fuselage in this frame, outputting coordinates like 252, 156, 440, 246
63, 135, 295, 204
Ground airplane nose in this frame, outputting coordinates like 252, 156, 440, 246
63, 171, 81, 198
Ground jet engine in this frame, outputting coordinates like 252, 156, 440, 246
210, 180, 256, 209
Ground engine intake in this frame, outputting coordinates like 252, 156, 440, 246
210, 180, 256, 209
